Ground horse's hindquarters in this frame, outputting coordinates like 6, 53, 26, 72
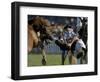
28, 26, 39, 52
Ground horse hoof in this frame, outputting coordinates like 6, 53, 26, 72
42, 59, 46, 65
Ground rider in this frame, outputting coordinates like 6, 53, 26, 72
62, 25, 78, 55
53, 24, 78, 64
52, 24, 86, 64
63, 25, 87, 64
63, 25, 77, 48
64, 25, 86, 55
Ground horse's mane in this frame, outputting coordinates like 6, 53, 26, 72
28, 16, 50, 27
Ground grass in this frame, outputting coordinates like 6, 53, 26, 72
28, 53, 69, 67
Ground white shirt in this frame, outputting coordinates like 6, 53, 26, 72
75, 39, 86, 52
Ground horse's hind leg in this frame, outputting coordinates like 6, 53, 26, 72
41, 48, 47, 65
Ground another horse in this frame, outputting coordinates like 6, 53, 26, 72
28, 16, 53, 65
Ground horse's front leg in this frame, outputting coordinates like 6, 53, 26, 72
41, 48, 47, 65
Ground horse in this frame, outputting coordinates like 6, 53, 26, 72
28, 16, 53, 65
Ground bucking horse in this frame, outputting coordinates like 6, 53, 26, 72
28, 16, 53, 65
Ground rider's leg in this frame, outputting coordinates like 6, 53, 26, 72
68, 51, 77, 64
62, 50, 66, 65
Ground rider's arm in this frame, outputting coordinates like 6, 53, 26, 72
67, 35, 79, 47
71, 36, 79, 44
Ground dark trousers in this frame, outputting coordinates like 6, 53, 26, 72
55, 40, 68, 65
